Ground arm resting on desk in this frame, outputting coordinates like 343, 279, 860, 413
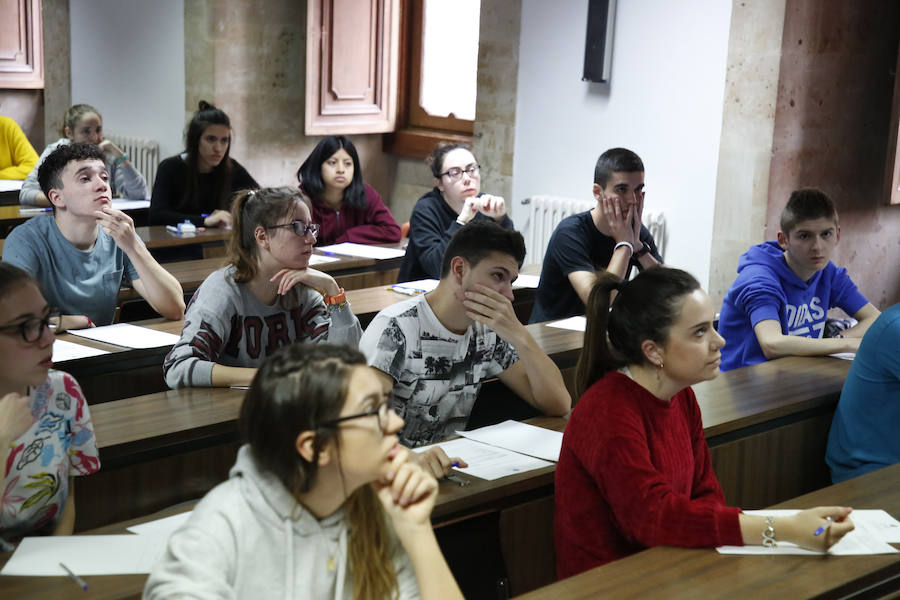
754, 319, 862, 360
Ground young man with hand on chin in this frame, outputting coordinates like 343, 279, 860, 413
361, 221, 571, 478
2, 143, 185, 329
530, 147, 663, 323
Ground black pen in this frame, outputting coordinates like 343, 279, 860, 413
60, 562, 88, 591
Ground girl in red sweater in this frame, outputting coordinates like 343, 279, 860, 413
554, 267, 854, 578
297, 136, 401, 246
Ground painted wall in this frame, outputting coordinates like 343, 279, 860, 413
766, 0, 900, 309
513, 0, 732, 284
69, 0, 185, 160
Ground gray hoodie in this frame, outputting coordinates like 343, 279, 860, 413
143, 445, 420, 599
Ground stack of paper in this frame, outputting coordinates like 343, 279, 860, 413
717, 509, 900, 555
546, 316, 587, 332
0, 535, 168, 576
316, 242, 406, 260
51, 339, 110, 362
309, 254, 340, 265
415, 420, 563, 481
67, 323, 180, 349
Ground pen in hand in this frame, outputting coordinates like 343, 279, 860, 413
60, 562, 88, 591
813, 516, 833, 537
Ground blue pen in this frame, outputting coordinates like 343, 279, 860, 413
201, 213, 210, 218
813, 516, 833, 537
60, 562, 88, 591
451, 461, 460, 468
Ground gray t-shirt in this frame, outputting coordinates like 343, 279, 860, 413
164, 265, 363, 388
2, 215, 139, 326
359, 294, 519, 447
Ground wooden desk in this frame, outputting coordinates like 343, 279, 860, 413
63, 284, 546, 404
516, 462, 900, 600
0, 203, 150, 238
134, 225, 230, 250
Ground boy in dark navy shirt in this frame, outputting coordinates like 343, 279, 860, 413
530, 148, 662, 323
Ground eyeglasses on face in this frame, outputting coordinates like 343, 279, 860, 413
319, 399, 395, 434
267, 221, 320, 238
0, 309, 61, 343
439, 164, 480, 182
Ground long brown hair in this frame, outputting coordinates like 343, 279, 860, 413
575, 268, 701, 399
227, 187, 304, 283
181, 100, 234, 212
240, 344, 397, 600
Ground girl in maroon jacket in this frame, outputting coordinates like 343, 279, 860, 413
554, 267, 854, 578
297, 136, 401, 246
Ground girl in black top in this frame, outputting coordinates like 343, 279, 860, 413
150, 101, 259, 227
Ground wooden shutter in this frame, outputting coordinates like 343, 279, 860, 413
0, 0, 43, 89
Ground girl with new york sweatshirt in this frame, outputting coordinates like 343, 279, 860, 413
163, 187, 361, 388
145, 344, 464, 600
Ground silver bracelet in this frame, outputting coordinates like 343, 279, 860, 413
762, 516, 777, 548
614, 241, 634, 255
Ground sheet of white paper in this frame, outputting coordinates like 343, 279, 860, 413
546, 316, 586, 332
391, 279, 439, 294
0, 535, 167, 576
126, 511, 193, 537
717, 509, 900, 555
67, 323, 180, 349
111, 198, 150, 209
316, 242, 406, 260
512, 274, 540, 289
458, 420, 563, 462
0, 179, 24, 192
828, 352, 856, 361
414, 437, 553, 481
51, 339, 110, 362
309, 254, 340, 265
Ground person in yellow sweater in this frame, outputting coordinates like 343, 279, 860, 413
0, 116, 39, 180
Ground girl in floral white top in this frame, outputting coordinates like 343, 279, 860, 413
0, 263, 100, 550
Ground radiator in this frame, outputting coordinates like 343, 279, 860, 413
521, 195, 666, 266
106, 133, 160, 190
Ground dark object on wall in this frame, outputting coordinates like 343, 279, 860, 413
582, 0, 617, 83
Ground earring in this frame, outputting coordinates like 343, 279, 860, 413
655, 361, 664, 383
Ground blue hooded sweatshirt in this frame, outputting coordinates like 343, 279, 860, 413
717, 241, 868, 371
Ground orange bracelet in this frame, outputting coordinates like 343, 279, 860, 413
323, 288, 347, 306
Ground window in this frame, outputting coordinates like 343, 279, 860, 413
384, 0, 481, 158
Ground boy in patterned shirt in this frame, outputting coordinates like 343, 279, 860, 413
360, 221, 570, 478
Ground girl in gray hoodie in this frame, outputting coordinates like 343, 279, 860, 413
144, 344, 464, 600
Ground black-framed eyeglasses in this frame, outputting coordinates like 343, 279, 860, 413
319, 400, 394, 434
267, 221, 320, 238
0, 309, 61, 343
439, 164, 480, 182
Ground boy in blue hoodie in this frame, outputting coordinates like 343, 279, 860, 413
717, 188, 880, 371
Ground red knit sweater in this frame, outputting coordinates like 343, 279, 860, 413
310, 182, 402, 246
554, 372, 744, 579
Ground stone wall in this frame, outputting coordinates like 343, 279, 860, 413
766, 0, 900, 308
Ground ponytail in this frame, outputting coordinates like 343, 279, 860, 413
575, 272, 624, 399
346, 486, 397, 600
60, 104, 101, 138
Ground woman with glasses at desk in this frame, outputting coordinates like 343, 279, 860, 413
297, 135, 401, 246
147, 344, 464, 599
0, 263, 99, 551
554, 267, 855, 579
163, 187, 361, 389
397, 142, 515, 282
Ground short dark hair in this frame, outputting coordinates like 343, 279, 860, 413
593, 147, 644, 187
297, 135, 366, 209
37, 142, 106, 196
779, 188, 838, 234
426, 142, 474, 179
575, 267, 700, 398
440, 221, 526, 278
